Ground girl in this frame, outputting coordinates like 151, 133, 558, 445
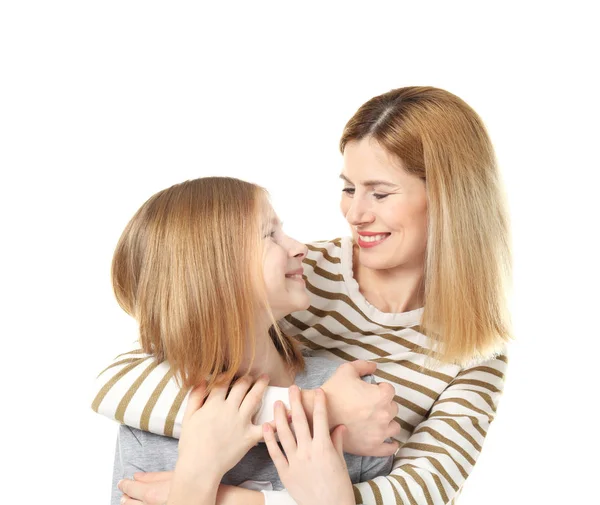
107, 177, 393, 505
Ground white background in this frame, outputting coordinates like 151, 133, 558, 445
1, 1, 598, 504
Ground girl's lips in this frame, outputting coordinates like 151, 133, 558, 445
356, 233, 390, 248
285, 274, 306, 284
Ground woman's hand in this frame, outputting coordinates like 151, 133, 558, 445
118, 472, 172, 505
320, 361, 400, 457
118, 474, 263, 505
175, 374, 271, 480
263, 385, 355, 505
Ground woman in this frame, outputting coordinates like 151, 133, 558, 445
107, 176, 393, 505
96, 86, 511, 505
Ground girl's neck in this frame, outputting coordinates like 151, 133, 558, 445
353, 244, 425, 314
239, 327, 295, 387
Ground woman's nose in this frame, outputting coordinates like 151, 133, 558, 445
345, 198, 374, 226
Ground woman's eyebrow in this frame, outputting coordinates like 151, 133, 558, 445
339, 173, 398, 188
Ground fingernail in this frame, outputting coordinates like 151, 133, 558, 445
120, 497, 126, 505
117, 480, 123, 491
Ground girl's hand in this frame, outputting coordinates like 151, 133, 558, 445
175, 374, 271, 482
263, 386, 355, 505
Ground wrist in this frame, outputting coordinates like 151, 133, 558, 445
317, 385, 339, 428
174, 459, 222, 489
301, 388, 336, 429
169, 467, 220, 505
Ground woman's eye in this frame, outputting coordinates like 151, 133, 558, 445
373, 193, 389, 200
342, 187, 355, 196
264, 230, 276, 239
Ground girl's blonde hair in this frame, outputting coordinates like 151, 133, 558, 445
111, 177, 304, 390
341, 86, 512, 366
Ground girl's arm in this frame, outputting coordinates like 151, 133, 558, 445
166, 376, 271, 505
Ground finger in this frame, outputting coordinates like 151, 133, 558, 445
274, 400, 297, 456
205, 378, 229, 403
364, 440, 400, 458
239, 374, 270, 420
312, 388, 330, 443
226, 375, 253, 408
120, 494, 143, 505
331, 424, 347, 465
182, 382, 207, 424
263, 423, 289, 471
118, 479, 147, 501
132, 471, 173, 482
288, 385, 311, 444
386, 420, 402, 439
377, 381, 395, 403
348, 360, 377, 377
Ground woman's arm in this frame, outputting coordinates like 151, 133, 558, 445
119, 476, 266, 505
93, 351, 398, 456
117, 353, 506, 505
348, 354, 508, 505
260, 353, 508, 505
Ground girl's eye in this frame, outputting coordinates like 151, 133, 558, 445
342, 187, 355, 196
373, 193, 389, 200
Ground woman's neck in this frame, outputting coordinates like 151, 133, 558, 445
353, 244, 425, 314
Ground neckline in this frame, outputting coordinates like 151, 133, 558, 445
339, 236, 424, 327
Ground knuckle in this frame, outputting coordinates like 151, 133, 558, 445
143, 488, 158, 503
120, 480, 130, 495
238, 376, 252, 388
379, 382, 395, 399
376, 411, 391, 423
339, 362, 353, 372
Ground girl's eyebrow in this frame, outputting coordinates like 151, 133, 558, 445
339, 173, 398, 188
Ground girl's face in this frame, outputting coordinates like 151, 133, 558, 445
261, 205, 309, 319
340, 138, 429, 272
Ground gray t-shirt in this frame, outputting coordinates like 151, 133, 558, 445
111, 357, 393, 504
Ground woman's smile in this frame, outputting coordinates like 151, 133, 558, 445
356, 231, 391, 248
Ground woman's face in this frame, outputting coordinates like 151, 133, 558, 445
261, 204, 309, 319
340, 138, 428, 272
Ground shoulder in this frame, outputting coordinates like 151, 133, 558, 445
294, 356, 341, 389
304, 238, 345, 275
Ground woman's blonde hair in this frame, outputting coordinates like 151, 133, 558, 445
111, 177, 304, 390
341, 86, 512, 366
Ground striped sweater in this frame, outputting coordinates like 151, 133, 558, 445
92, 237, 508, 505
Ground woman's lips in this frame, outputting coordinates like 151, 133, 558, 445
356, 232, 391, 248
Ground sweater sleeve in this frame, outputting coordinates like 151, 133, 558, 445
91, 350, 291, 438
350, 354, 508, 505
